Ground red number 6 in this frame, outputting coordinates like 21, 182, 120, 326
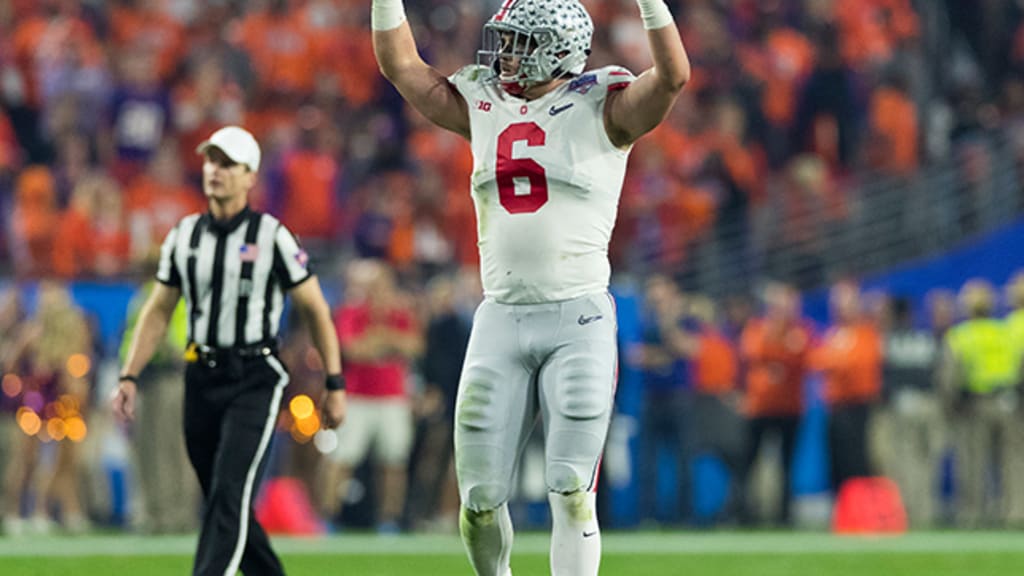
496, 122, 548, 214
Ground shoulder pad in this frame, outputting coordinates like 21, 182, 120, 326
449, 65, 490, 90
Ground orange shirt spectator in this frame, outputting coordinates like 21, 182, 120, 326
693, 329, 739, 395
109, 3, 184, 81
834, 0, 918, 69
238, 6, 316, 95
811, 321, 883, 405
740, 28, 815, 127
11, 166, 58, 277
124, 143, 206, 265
279, 144, 341, 240
52, 176, 131, 278
868, 84, 918, 174
311, 25, 379, 108
741, 318, 813, 417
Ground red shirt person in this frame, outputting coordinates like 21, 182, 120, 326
324, 260, 424, 532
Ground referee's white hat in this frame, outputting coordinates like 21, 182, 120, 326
196, 126, 261, 172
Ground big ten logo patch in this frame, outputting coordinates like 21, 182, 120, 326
477, 100, 492, 112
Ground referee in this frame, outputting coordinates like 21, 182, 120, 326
112, 125, 346, 576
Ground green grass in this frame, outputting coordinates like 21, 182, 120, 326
1, 532, 1022, 575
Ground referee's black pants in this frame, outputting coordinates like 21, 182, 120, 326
184, 353, 289, 576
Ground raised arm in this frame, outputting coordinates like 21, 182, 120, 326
605, 0, 691, 148
372, 0, 471, 139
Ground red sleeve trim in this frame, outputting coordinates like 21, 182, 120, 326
608, 82, 631, 91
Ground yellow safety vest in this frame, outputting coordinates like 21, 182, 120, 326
946, 318, 1018, 394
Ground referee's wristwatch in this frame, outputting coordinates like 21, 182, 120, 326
325, 374, 346, 391
119, 374, 139, 385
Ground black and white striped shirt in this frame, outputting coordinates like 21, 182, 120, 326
155, 207, 311, 348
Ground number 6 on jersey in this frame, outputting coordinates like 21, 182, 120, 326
496, 122, 548, 214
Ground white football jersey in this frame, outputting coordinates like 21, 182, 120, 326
449, 65, 636, 304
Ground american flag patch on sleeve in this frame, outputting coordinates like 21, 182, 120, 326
295, 249, 309, 268
240, 243, 260, 262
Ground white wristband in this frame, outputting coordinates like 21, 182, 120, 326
636, 0, 674, 30
372, 0, 407, 31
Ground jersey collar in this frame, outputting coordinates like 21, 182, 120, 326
207, 205, 252, 235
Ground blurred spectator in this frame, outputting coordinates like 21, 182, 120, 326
172, 54, 246, 182
737, 4, 815, 168
50, 132, 94, 206
275, 118, 343, 242
770, 155, 843, 288
19, 0, 108, 150
102, 47, 171, 183
811, 280, 883, 493
10, 165, 58, 277
2, 282, 92, 535
237, 0, 316, 99
876, 296, 943, 528
703, 97, 763, 288
119, 280, 198, 534
941, 279, 1024, 527
108, 0, 185, 83
687, 295, 744, 525
793, 26, 860, 170
0, 288, 25, 504
322, 260, 423, 533
627, 274, 695, 525
406, 274, 470, 532
303, 0, 380, 109
352, 171, 407, 260
51, 173, 131, 278
124, 140, 205, 268
738, 282, 813, 526
866, 71, 919, 175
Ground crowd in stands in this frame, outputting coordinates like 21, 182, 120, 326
3, 0, 1024, 285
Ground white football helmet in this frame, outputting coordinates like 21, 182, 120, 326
477, 0, 593, 95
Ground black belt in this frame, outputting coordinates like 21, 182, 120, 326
190, 342, 277, 367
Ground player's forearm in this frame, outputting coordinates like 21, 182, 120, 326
371, 0, 417, 82
638, 0, 690, 94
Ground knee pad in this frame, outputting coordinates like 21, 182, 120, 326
464, 483, 507, 513
547, 461, 591, 494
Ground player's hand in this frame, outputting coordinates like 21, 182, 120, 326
320, 389, 347, 429
111, 379, 138, 423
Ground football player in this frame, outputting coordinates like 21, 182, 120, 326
371, 0, 689, 573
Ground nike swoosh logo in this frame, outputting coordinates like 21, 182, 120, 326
583, 530, 598, 538
577, 314, 603, 326
548, 103, 574, 116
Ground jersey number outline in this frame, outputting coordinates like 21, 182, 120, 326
496, 122, 548, 214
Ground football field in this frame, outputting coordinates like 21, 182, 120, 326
0, 531, 1021, 575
